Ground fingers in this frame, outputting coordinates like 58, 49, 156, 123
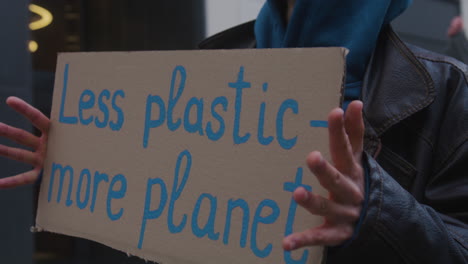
6, 96, 50, 133
306, 151, 363, 205
0, 122, 40, 149
293, 187, 360, 223
283, 102, 365, 250
283, 225, 353, 250
0, 97, 47, 189
448, 16, 463, 37
0, 144, 40, 166
328, 101, 364, 180
328, 108, 355, 173
0, 170, 40, 189
344, 101, 364, 161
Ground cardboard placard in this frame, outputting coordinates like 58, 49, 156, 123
36, 48, 345, 264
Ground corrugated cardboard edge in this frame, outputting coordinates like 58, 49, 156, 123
338, 48, 349, 108
32, 225, 167, 264
34, 224, 324, 264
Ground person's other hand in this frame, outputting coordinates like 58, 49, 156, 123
0, 96, 50, 188
448, 16, 463, 37
283, 100, 365, 250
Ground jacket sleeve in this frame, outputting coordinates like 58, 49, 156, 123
327, 62, 468, 263
326, 151, 468, 264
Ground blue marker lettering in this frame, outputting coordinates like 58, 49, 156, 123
78, 89, 95, 125
90, 171, 109, 213
309, 120, 328, 128
223, 198, 250, 248
191, 193, 220, 240
48, 163, 74, 207
76, 168, 91, 210
229, 66, 251, 144
167, 66, 186, 131
258, 82, 274, 146
138, 178, 168, 249
183, 97, 204, 135
276, 99, 298, 150
143, 95, 166, 148
110, 90, 125, 131
106, 174, 127, 221
250, 199, 280, 258
59, 64, 78, 124
167, 150, 191, 234
206, 96, 227, 141
283, 167, 311, 264
95, 89, 110, 128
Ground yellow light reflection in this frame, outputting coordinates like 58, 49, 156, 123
29, 41, 38, 53
29, 4, 53, 30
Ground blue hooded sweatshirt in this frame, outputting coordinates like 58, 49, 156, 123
255, 0, 412, 109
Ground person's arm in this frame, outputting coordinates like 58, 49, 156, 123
325, 147, 468, 263
0, 96, 50, 188
333, 61, 468, 263
283, 97, 468, 262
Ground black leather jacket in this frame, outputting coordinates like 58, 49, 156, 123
199, 22, 468, 263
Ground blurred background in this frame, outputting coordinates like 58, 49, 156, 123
0, 0, 464, 263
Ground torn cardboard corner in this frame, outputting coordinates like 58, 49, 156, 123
36, 48, 346, 264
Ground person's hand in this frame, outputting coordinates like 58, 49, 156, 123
283, 100, 365, 250
448, 16, 463, 37
0, 96, 50, 188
